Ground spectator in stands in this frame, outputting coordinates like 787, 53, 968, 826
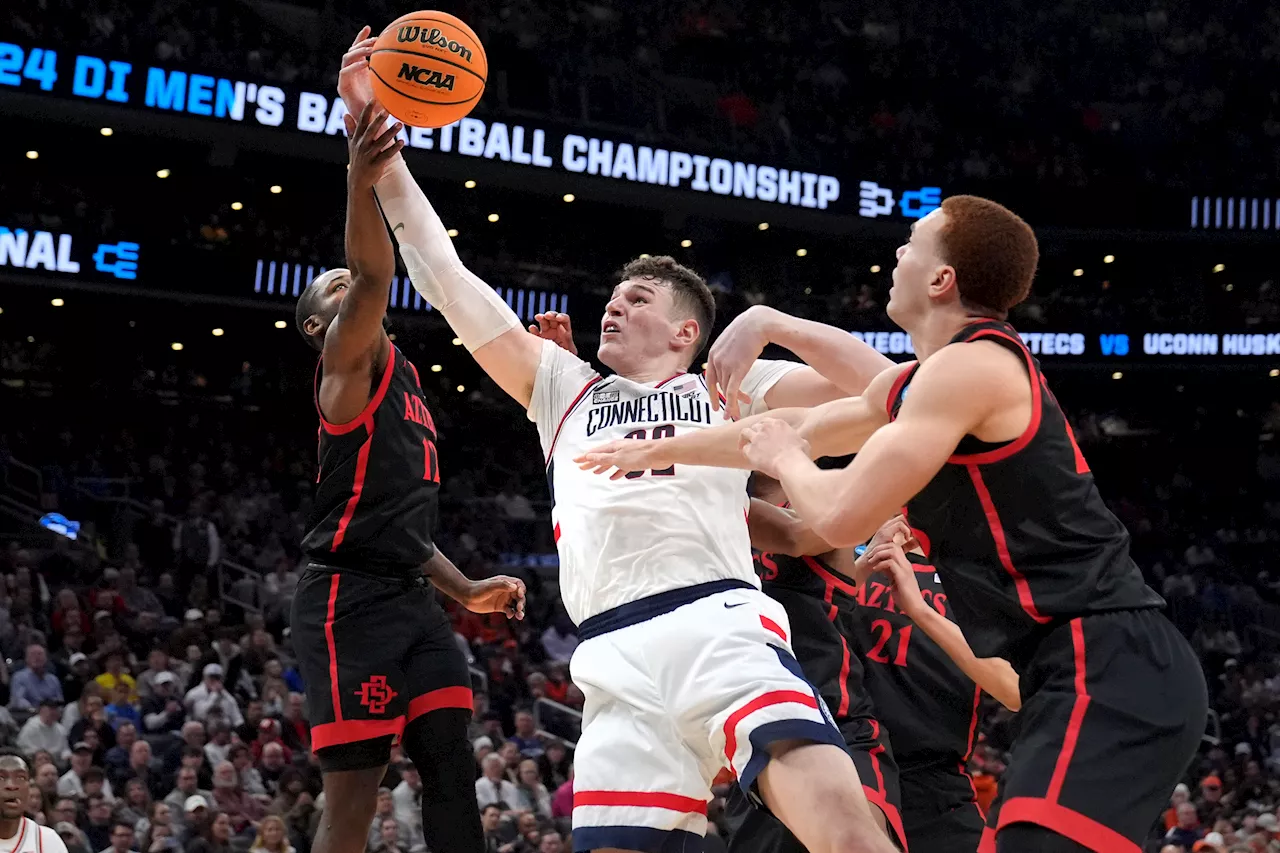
476, 754, 519, 811
59, 741, 114, 799
508, 711, 543, 758
104, 722, 137, 776
480, 804, 503, 853
512, 760, 551, 819
33, 760, 59, 814
12, 642, 64, 710
1197, 775, 1227, 824
162, 767, 212, 835
277, 694, 308, 753
538, 741, 570, 791
96, 653, 138, 704
203, 722, 232, 767
172, 501, 220, 576
137, 801, 173, 850
249, 815, 293, 853
390, 761, 423, 849
210, 761, 263, 833
255, 742, 286, 794
184, 665, 241, 726
119, 741, 158, 800
185, 811, 232, 853
136, 651, 175, 702
116, 779, 152, 834
539, 614, 577, 664
50, 797, 77, 829
370, 818, 403, 853
141, 674, 185, 737
83, 794, 115, 851
538, 832, 563, 853
498, 743, 522, 782
250, 720, 290, 764
550, 767, 572, 821
63, 651, 93, 702
366, 789, 406, 852
116, 569, 162, 620
1168, 801, 1206, 848
227, 746, 263, 797
70, 694, 117, 755
18, 697, 70, 761
105, 683, 141, 730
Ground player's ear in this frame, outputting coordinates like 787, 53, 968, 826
672, 317, 700, 350
304, 314, 324, 337
928, 265, 958, 301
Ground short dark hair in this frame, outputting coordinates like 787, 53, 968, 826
111, 822, 134, 835
936, 195, 1039, 315
617, 256, 716, 360
481, 804, 502, 815
296, 279, 326, 351
83, 767, 106, 783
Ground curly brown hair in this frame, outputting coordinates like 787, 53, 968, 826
937, 195, 1039, 315
617, 255, 716, 359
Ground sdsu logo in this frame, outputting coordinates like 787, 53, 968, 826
397, 63, 457, 92
355, 675, 398, 715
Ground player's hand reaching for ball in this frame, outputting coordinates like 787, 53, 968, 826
337, 26, 378, 118
464, 576, 527, 620
529, 312, 577, 356
860, 542, 927, 620
575, 440, 672, 480
738, 418, 811, 479
345, 103, 404, 190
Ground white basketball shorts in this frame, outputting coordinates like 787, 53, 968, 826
568, 579, 846, 853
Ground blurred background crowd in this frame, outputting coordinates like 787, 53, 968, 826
3, 0, 1280, 852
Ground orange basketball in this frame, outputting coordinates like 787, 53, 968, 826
369, 12, 487, 128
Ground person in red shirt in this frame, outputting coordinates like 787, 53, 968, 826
250, 719, 293, 764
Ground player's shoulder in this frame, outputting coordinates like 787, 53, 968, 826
32, 821, 67, 853
910, 341, 1019, 398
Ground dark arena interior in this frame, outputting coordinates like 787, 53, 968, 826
1, 1, 1279, 853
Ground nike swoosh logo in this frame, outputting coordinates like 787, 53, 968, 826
392, 222, 405, 235
724, 602, 746, 609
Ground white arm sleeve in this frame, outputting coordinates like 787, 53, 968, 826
373, 159, 521, 352
738, 359, 808, 416
526, 340, 599, 454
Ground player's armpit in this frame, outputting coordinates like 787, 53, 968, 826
747, 500, 835, 557
470, 326, 547, 408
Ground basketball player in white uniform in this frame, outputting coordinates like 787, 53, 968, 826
0, 752, 69, 853
334, 29, 897, 853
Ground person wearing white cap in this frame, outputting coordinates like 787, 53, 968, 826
183, 665, 243, 727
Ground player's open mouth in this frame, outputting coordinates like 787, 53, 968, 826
602, 322, 621, 336
0, 797, 21, 807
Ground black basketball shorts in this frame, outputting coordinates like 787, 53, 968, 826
899, 763, 985, 853
724, 712, 906, 853
979, 609, 1207, 853
291, 563, 473, 772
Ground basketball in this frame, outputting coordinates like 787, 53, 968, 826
369, 11, 487, 128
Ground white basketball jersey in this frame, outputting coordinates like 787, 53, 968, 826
527, 341, 803, 624
0, 819, 69, 853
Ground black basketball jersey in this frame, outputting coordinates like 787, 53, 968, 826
852, 552, 981, 773
302, 345, 441, 578
753, 549, 873, 724
887, 320, 1164, 670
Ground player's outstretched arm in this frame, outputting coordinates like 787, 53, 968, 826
861, 542, 1021, 711
317, 104, 404, 423
747, 499, 835, 557
575, 365, 900, 478
747, 347, 1001, 547
423, 549, 526, 620
706, 305, 895, 420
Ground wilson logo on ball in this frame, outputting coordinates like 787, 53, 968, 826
396, 26, 474, 62
396, 63, 457, 91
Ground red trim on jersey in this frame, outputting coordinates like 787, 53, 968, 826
545, 376, 603, 465
553, 522, 561, 543
948, 330, 1042, 464
330, 431, 375, 551
654, 373, 686, 389
407, 359, 422, 389
34, 819, 41, 853
885, 361, 918, 419
406, 686, 473, 722
324, 574, 343, 725
1045, 619, 1090, 803
6, 816, 28, 853
978, 825, 996, 853
997, 798, 1139, 853
912, 562, 938, 575
803, 556, 858, 597
759, 615, 787, 642
900, 507, 931, 558
317, 345, 396, 435
723, 690, 818, 773
834, 634, 853, 717
961, 684, 985, 817
573, 791, 708, 814
863, 720, 909, 851
965, 464, 1052, 624
1040, 375, 1091, 474
311, 717, 406, 750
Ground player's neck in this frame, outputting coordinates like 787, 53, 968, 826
0, 816, 23, 841
616, 358, 688, 385
910, 308, 988, 362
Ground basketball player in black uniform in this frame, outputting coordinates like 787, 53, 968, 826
728, 472, 906, 853
576, 195, 1208, 853
292, 102, 525, 853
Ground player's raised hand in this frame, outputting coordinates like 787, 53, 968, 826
345, 103, 404, 190
862, 542, 927, 619
738, 418, 810, 479
706, 305, 779, 421
528, 311, 577, 356
575, 440, 671, 480
869, 514, 920, 553
338, 26, 378, 119
464, 575, 527, 620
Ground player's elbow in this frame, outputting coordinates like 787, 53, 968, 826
810, 508, 864, 550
